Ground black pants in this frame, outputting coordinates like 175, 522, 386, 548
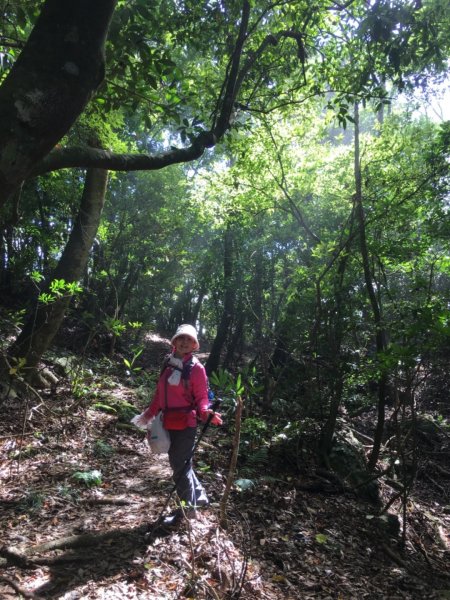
168, 427, 208, 507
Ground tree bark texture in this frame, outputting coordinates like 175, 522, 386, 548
10, 169, 109, 376
0, 0, 116, 207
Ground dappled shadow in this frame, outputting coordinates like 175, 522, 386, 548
30, 520, 171, 597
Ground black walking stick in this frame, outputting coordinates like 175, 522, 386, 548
147, 397, 223, 537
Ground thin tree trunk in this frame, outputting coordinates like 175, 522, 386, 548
205, 225, 234, 376
117, 265, 141, 318
353, 103, 388, 471
223, 308, 246, 369
319, 250, 350, 457
220, 396, 243, 528
253, 243, 263, 343
191, 288, 205, 325
9, 169, 108, 383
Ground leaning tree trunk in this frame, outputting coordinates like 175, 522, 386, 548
353, 103, 388, 471
0, 0, 115, 208
9, 169, 108, 385
205, 225, 235, 376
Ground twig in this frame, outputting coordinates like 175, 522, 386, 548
82, 496, 132, 506
11, 390, 32, 478
219, 506, 250, 599
412, 536, 434, 570
348, 427, 374, 445
220, 396, 243, 528
422, 472, 445, 494
183, 509, 197, 585
0, 431, 39, 439
379, 488, 405, 515
433, 463, 450, 478
351, 463, 393, 491
15, 525, 145, 557
381, 543, 432, 583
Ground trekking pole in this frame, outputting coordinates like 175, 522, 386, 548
148, 397, 223, 534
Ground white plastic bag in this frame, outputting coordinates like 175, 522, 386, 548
130, 412, 149, 430
146, 412, 171, 454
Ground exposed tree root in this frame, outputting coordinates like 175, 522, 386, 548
381, 542, 450, 583
0, 546, 37, 569
82, 496, 132, 506
0, 524, 148, 569
0, 574, 37, 598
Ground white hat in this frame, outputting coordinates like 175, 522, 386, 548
171, 324, 199, 350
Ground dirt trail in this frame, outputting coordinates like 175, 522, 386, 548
0, 342, 278, 599
1, 336, 449, 599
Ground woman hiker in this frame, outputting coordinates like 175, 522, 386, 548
132, 324, 222, 524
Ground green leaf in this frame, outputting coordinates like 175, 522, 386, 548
30, 271, 44, 283
315, 533, 328, 544
92, 402, 117, 414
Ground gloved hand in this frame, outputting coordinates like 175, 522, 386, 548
200, 410, 223, 426
210, 412, 223, 425
130, 412, 153, 430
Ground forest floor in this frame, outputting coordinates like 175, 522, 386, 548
1, 334, 449, 599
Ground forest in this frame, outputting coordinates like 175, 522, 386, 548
0, 0, 449, 598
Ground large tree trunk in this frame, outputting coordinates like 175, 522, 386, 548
0, 0, 115, 207
9, 169, 108, 384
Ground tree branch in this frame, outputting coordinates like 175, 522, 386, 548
29, 2, 253, 178
29, 6, 309, 179
30, 133, 216, 176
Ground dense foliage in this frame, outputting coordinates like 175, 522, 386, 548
0, 0, 449, 453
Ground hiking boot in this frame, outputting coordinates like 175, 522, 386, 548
162, 509, 183, 527
195, 498, 209, 508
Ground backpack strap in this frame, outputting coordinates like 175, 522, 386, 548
161, 354, 199, 408
161, 354, 198, 384
181, 355, 198, 389
160, 354, 171, 378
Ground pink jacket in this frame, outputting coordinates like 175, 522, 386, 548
143, 353, 209, 427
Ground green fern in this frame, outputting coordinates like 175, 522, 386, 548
72, 469, 103, 487
92, 402, 117, 414
93, 440, 114, 457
